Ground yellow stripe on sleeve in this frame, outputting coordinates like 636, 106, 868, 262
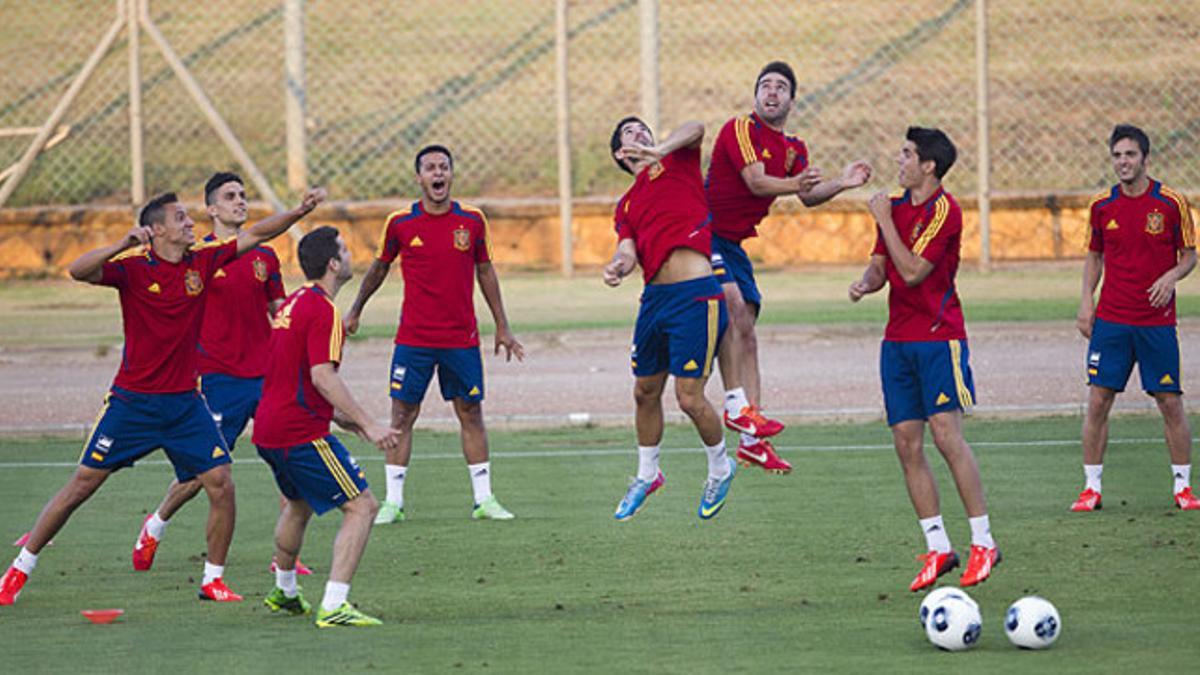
329, 305, 344, 363
1161, 186, 1196, 248
912, 196, 949, 256
950, 340, 974, 407
191, 236, 236, 252
378, 209, 410, 255
461, 204, 494, 260
703, 299, 719, 378
734, 117, 758, 166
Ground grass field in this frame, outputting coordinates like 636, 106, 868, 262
5, 263, 1200, 350
1, 415, 1198, 672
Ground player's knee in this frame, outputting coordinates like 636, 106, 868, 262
633, 381, 662, 407
674, 387, 708, 417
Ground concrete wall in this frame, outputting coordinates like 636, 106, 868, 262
0, 194, 1113, 277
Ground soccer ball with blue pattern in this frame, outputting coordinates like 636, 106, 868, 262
924, 595, 982, 651
1004, 596, 1061, 649
918, 586, 978, 630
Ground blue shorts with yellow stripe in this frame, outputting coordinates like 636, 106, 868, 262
881, 339, 976, 426
199, 373, 263, 451
256, 435, 368, 515
80, 386, 231, 481
632, 275, 727, 378
711, 234, 762, 310
1086, 317, 1182, 394
390, 344, 484, 403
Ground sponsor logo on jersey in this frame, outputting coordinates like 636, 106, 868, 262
910, 221, 924, 244
214, 269, 227, 279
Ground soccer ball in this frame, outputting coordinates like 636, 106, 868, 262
918, 586, 978, 630
924, 596, 983, 651
1005, 596, 1061, 649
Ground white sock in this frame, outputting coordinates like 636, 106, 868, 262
202, 561, 224, 585
724, 388, 749, 416
705, 439, 730, 480
968, 515, 995, 548
1172, 464, 1191, 493
637, 445, 660, 482
740, 432, 757, 447
1084, 464, 1103, 493
384, 464, 407, 508
322, 581, 349, 611
468, 462, 492, 504
918, 515, 952, 553
276, 567, 298, 598
146, 512, 169, 540
13, 547, 38, 575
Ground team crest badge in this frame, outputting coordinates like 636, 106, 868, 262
785, 147, 797, 173
1146, 211, 1164, 235
253, 258, 268, 282
184, 269, 203, 296
453, 226, 471, 252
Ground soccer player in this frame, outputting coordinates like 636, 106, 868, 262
605, 116, 735, 520
707, 61, 872, 474
255, 226, 401, 628
344, 145, 523, 523
1071, 124, 1199, 512
847, 127, 999, 591
0, 187, 325, 606
129, 172, 315, 575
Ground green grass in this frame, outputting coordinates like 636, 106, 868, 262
6, 263, 1200, 349
1, 415, 1198, 672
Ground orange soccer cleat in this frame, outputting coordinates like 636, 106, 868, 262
198, 577, 243, 602
0, 566, 29, 606
724, 405, 785, 439
909, 550, 959, 592
1070, 488, 1102, 512
269, 556, 314, 575
132, 514, 160, 571
959, 545, 1002, 587
1175, 487, 1200, 510
736, 438, 792, 474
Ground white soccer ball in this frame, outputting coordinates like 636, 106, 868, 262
918, 586, 978, 630
1005, 596, 1061, 649
924, 596, 983, 651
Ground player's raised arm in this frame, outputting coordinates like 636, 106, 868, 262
868, 192, 932, 286
236, 187, 327, 256
344, 259, 391, 335
68, 224, 151, 283
617, 120, 705, 168
799, 159, 873, 207
476, 261, 524, 362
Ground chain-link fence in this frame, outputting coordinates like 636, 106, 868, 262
1, 0, 1198, 209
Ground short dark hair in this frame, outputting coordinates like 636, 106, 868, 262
414, 144, 453, 173
138, 192, 179, 229
204, 172, 243, 206
756, 61, 796, 99
298, 225, 341, 280
609, 115, 646, 174
906, 126, 957, 179
1109, 124, 1150, 156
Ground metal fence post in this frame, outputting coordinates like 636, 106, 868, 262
555, 0, 574, 277
639, 0, 659, 132
975, 0, 991, 268
284, 0, 307, 193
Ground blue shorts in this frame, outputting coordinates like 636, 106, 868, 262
1087, 317, 1182, 394
79, 386, 232, 481
711, 234, 762, 310
256, 435, 368, 515
390, 344, 484, 404
200, 373, 263, 450
881, 340, 977, 426
632, 275, 727, 378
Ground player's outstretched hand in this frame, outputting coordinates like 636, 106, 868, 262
1147, 274, 1176, 308
299, 187, 328, 214
1075, 302, 1095, 338
343, 310, 361, 335
867, 192, 891, 222
795, 166, 824, 194
364, 423, 403, 451
841, 160, 873, 188
495, 326, 525, 362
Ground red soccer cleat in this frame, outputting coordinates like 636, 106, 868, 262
736, 439, 792, 474
0, 566, 28, 606
724, 405, 785, 438
959, 545, 1002, 587
132, 514, 160, 571
909, 550, 959, 592
1175, 487, 1200, 510
1070, 488, 1102, 512
198, 577, 243, 602
269, 557, 314, 575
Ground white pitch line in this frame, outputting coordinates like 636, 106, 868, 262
0, 436, 1178, 469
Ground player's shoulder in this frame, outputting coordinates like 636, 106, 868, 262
1155, 181, 1191, 212
385, 203, 421, 227
111, 245, 151, 263
453, 201, 488, 224
1088, 185, 1121, 212
191, 236, 235, 253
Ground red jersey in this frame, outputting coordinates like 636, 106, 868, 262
705, 112, 809, 242
872, 187, 967, 341
252, 283, 345, 448
614, 145, 712, 283
197, 235, 285, 378
377, 201, 491, 348
96, 238, 239, 393
1087, 180, 1195, 326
